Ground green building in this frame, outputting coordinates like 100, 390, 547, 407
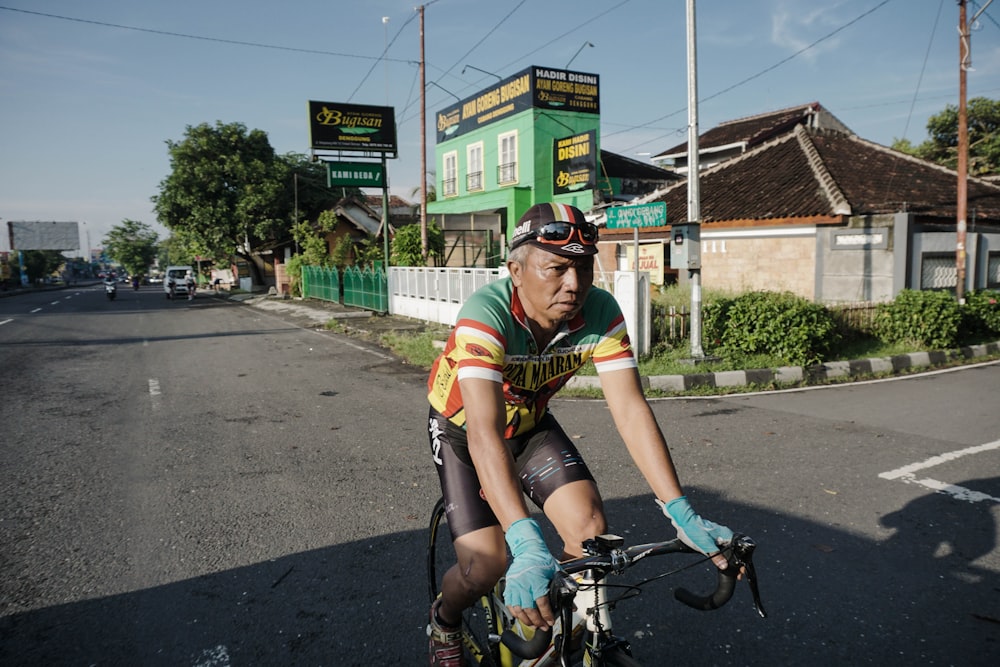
427, 65, 601, 267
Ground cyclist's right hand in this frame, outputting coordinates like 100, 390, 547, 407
503, 517, 559, 630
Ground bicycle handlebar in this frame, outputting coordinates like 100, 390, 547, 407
501, 533, 766, 659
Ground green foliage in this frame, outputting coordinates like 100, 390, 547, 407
391, 220, 445, 266
19, 250, 65, 282
285, 211, 337, 296
152, 121, 288, 265
960, 289, 1000, 338
330, 235, 354, 268
892, 96, 1000, 176
707, 291, 839, 366
873, 289, 962, 348
102, 219, 159, 277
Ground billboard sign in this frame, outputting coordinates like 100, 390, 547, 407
552, 130, 596, 194
7, 220, 80, 250
436, 66, 600, 142
308, 101, 398, 154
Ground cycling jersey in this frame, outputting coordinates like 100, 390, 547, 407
427, 277, 636, 438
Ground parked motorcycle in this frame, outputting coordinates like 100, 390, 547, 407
104, 279, 117, 301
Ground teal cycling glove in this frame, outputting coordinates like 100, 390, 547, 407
661, 496, 734, 556
503, 518, 560, 609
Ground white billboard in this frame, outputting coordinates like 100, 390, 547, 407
7, 221, 80, 251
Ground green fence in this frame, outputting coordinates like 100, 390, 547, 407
302, 265, 340, 303
301, 264, 388, 313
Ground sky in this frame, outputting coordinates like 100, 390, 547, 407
1, 0, 998, 254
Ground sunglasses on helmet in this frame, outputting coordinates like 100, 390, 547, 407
510, 221, 599, 250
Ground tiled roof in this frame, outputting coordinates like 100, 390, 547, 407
637, 125, 1000, 225
653, 102, 844, 159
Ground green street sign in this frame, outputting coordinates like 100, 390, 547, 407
605, 202, 667, 229
326, 161, 385, 188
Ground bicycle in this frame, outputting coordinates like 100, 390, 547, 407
427, 497, 766, 666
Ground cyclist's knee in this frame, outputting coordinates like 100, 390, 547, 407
454, 550, 506, 595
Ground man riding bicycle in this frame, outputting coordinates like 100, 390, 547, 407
425, 202, 735, 667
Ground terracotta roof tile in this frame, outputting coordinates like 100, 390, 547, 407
634, 126, 1000, 226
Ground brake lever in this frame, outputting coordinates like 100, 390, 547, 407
729, 535, 767, 618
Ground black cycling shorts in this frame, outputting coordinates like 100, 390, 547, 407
428, 406, 596, 540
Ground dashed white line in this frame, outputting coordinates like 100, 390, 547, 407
30, 308, 42, 313
50, 300, 60, 305
879, 440, 1000, 503
0, 318, 12, 326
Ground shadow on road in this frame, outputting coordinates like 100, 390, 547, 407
2, 487, 997, 666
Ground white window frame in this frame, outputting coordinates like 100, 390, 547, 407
442, 151, 458, 197
466, 142, 484, 192
498, 130, 518, 185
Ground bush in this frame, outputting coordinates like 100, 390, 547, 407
960, 289, 1000, 338
873, 289, 962, 348
709, 291, 839, 366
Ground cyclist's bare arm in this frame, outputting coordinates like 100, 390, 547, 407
459, 376, 556, 629
600, 367, 730, 570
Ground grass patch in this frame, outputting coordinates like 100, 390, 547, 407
379, 331, 445, 369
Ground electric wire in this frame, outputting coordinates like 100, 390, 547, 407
0, 5, 414, 63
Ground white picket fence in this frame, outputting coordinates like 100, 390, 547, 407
388, 267, 503, 326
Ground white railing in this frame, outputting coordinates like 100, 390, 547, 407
388, 266, 503, 326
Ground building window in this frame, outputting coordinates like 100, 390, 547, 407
498, 131, 518, 185
988, 252, 1000, 289
443, 151, 458, 197
920, 254, 956, 291
467, 142, 484, 191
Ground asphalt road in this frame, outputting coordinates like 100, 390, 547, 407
1, 285, 998, 666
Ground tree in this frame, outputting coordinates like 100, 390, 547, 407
19, 250, 65, 283
102, 219, 159, 277
391, 220, 445, 266
152, 121, 289, 283
892, 97, 1000, 176
285, 210, 337, 296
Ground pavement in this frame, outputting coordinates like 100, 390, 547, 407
231, 292, 1000, 393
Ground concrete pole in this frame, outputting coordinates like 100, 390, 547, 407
686, 0, 705, 357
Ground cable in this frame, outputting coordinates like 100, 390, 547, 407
604, 0, 897, 152
901, 0, 946, 142
0, 4, 414, 63
347, 12, 419, 102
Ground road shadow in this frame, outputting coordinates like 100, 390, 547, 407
2, 484, 998, 666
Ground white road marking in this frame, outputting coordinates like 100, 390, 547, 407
192, 644, 230, 666
0, 318, 12, 326
30, 308, 42, 313
50, 300, 60, 305
148, 378, 161, 396
879, 440, 1000, 503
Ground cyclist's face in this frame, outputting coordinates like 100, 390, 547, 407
509, 247, 594, 333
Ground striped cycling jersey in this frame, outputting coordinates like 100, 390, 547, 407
427, 278, 636, 438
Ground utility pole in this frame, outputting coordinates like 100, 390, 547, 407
956, 0, 969, 304
419, 4, 429, 261
955, 0, 993, 303
686, 0, 705, 358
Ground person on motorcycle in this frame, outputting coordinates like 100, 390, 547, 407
185, 271, 196, 300
131, 274, 140, 290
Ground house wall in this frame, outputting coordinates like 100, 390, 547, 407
815, 214, 897, 303
698, 227, 817, 298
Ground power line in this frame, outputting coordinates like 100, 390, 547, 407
0, 5, 415, 63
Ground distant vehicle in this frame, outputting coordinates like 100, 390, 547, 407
148, 274, 163, 284
164, 265, 194, 299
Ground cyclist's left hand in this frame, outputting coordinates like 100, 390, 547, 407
660, 496, 734, 570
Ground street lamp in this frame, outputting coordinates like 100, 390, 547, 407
462, 64, 502, 81
427, 80, 460, 101
566, 41, 594, 69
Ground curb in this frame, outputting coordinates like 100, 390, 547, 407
232, 295, 1000, 392
566, 341, 1000, 392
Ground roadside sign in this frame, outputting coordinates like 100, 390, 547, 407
605, 202, 667, 229
326, 161, 385, 188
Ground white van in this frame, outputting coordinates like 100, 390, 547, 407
164, 265, 195, 298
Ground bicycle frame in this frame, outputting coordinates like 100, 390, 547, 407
427, 497, 765, 667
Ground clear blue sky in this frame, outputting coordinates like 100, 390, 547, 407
1, 0, 997, 254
